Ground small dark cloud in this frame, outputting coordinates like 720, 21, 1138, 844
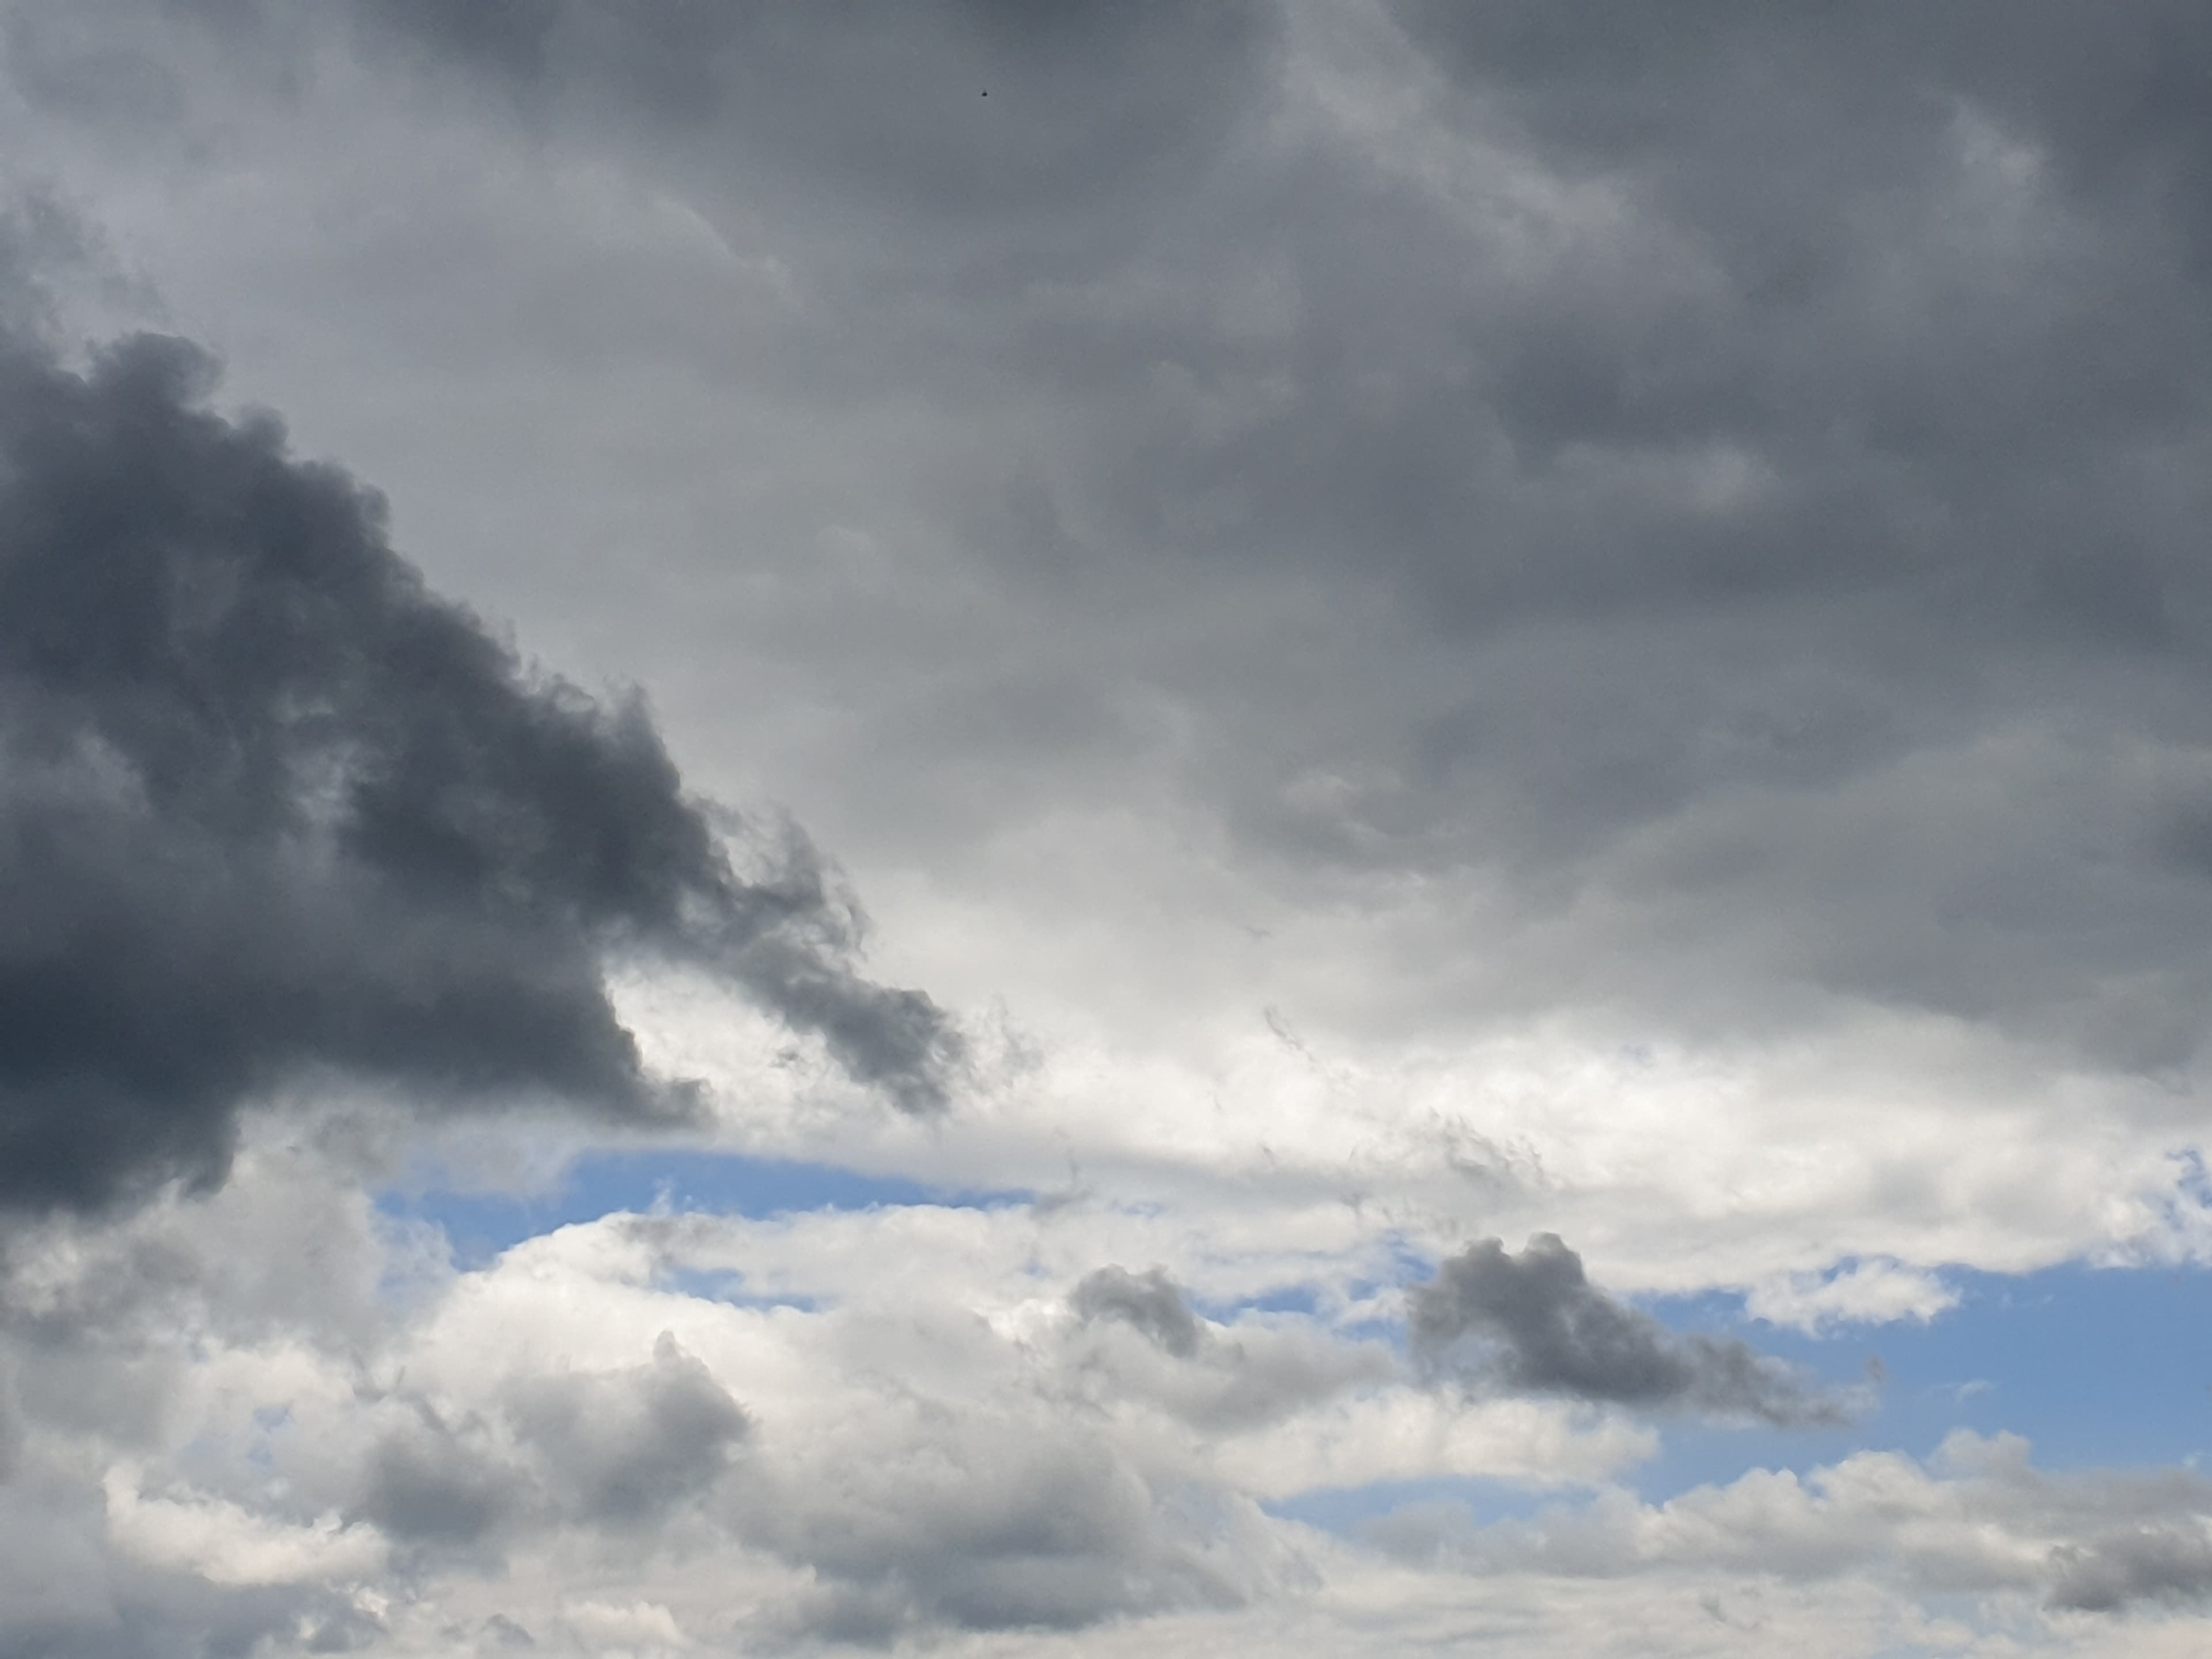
1410, 1234, 1846, 1426
0, 319, 959, 1211
2048, 1525, 2212, 1612
1071, 1265, 1203, 1359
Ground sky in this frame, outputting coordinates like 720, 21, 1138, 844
2, 2, 2212, 1654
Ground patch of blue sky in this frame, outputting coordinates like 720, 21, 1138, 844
1194, 1235, 1428, 1335
1199, 1282, 1325, 1321
1633, 1260, 2212, 1499
377, 1149, 1030, 1267
1296, 1233, 1433, 1343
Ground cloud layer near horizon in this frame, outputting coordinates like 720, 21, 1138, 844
2, 1133, 2208, 1656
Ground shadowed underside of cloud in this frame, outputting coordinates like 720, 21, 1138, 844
1071, 1264, 1206, 1359
357, 1332, 750, 1551
1411, 1234, 1846, 1427
0, 324, 959, 1212
2048, 1525, 2212, 1612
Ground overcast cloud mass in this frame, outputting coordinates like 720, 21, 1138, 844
2, 1, 2212, 1654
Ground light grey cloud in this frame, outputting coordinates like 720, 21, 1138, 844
1411, 1234, 1844, 1426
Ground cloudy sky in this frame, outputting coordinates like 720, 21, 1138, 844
5, 2, 2212, 1653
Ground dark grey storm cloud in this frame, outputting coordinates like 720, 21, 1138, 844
1411, 1235, 1844, 1426
0, 320, 959, 1211
1070, 1265, 1204, 1359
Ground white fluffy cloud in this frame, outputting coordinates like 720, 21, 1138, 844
0, 1131, 2202, 1655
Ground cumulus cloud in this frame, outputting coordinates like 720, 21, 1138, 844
1410, 1234, 1846, 1426
0, 306, 958, 1211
